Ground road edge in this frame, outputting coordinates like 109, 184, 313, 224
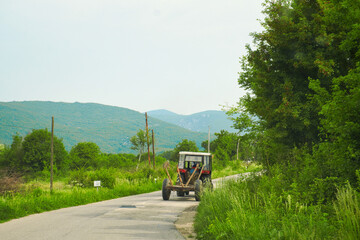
175, 205, 198, 240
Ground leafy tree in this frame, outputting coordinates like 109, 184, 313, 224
97, 153, 137, 169
202, 130, 238, 160
21, 129, 67, 173
237, 0, 360, 163
214, 148, 230, 167
0, 135, 23, 170
305, 0, 360, 186
159, 150, 176, 162
310, 66, 360, 184
232, 0, 360, 202
69, 142, 100, 169
238, 0, 334, 149
173, 139, 199, 161
130, 129, 152, 169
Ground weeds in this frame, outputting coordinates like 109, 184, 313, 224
194, 175, 358, 240
0, 169, 23, 194
334, 183, 360, 240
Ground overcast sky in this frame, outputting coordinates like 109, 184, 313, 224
0, 0, 264, 115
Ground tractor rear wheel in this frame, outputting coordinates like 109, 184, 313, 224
162, 179, 171, 200
195, 179, 202, 201
203, 176, 213, 190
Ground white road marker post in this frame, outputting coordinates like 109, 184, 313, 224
94, 181, 101, 191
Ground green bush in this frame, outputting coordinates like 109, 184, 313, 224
69, 169, 116, 189
69, 169, 90, 188
88, 169, 116, 189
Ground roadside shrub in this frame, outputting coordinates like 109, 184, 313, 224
88, 169, 116, 189
69, 169, 91, 188
0, 169, 22, 195
69, 169, 116, 189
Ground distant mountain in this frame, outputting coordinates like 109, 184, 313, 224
147, 109, 236, 133
0, 101, 208, 153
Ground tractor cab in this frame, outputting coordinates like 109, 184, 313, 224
161, 151, 213, 201
178, 151, 212, 179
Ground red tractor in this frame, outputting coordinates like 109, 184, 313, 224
162, 151, 213, 201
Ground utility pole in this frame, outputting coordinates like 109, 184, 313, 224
152, 129, 155, 168
237, 138, 240, 161
208, 126, 210, 153
145, 113, 151, 167
50, 116, 54, 193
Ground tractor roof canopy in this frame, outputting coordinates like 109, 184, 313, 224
179, 151, 211, 157
178, 152, 212, 171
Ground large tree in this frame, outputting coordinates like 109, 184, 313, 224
202, 130, 238, 160
173, 139, 199, 161
0, 135, 23, 170
21, 129, 67, 172
69, 142, 101, 169
236, 0, 360, 186
238, 0, 360, 152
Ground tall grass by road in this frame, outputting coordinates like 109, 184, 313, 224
195, 175, 360, 240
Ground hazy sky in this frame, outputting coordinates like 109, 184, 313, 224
0, 0, 264, 115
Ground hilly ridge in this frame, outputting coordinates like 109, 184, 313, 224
147, 109, 235, 133
0, 101, 208, 153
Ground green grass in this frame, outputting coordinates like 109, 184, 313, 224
0, 164, 172, 223
334, 183, 360, 239
195, 175, 360, 240
0, 161, 261, 224
0, 178, 161, 223
212, 161, 262, 179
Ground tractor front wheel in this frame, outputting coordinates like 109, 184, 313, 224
162, 179, 171, 200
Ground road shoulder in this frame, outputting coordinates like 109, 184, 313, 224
175, 205, 198, 239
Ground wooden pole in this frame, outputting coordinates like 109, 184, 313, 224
152, 129, 155, 168
208, 126, 210, 153
176, 165, 184, 186
185, 164, 199, 187
145, 113, 151, 167
50, 116, 54, 192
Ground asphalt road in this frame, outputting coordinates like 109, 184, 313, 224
0, 173, 249, 240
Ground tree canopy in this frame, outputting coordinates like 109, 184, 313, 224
238, 0, 359, 147
21, 129, 67, 172
173, 139, 199, 161
69, 142, 101, 169
233, 0, 360, 193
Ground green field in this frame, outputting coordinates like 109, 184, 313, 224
0, 160, 258, 223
